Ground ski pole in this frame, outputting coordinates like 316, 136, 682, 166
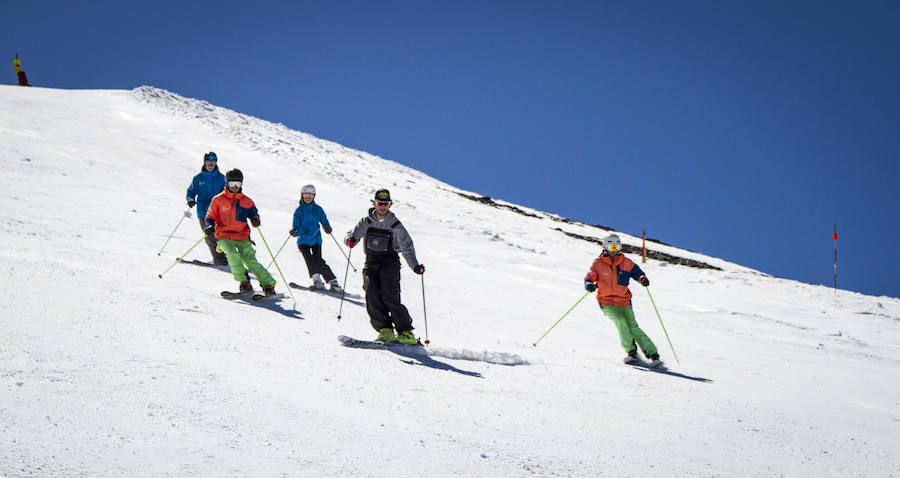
157, 209, 192, 255
644, 286, 680, 364
336, 247, 353, 321
532, 290, 591, 347
328, 232, 358, 272
266, 234, 291, 270
256, 226, 297, 306
158, 233, 207, 278
420, 274, 430, 345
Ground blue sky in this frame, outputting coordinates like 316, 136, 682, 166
6, 1, 899, 298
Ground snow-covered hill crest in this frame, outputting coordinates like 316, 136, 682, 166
2, 85, 899, 477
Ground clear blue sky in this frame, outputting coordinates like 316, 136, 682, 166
6, 1, 899, 298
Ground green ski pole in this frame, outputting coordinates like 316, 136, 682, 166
256, 226, 297, 305
158, 233, 207, 278
644, 286, 680, 364
533, 290, 591, 347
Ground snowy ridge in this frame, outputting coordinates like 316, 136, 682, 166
2, 85, 899, 477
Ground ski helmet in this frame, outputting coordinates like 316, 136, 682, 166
602, 234, 622, 254
225, 169, 243, 191
204, 151, 218, 162
373, 189, 392, 202
301, 184, 316, 195
225, 169, 243, 182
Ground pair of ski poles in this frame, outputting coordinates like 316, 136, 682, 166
533, 286, 679, 363
265, 232, 357, 272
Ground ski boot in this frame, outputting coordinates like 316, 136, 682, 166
263, 285, 277, 296
376, 328, 397, 342
239, 281, 253, 292
622, 350, 638, 364
312, 273, 327, 290
396, 330, 418, 345
328, 279, 343, 292
647, 353, 663, 368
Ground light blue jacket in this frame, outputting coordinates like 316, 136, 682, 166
292, 201, 331, 246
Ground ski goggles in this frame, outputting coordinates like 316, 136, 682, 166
204, 160, 217, 166
374, 201, 391, 207
227, 180, 243, 189
607, 243, 621, 252
301, 192, 315, 198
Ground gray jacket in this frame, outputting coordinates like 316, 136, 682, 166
348, 208, 420, 270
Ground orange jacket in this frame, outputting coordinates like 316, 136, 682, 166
205, 190, 259, 241
584, 252, 646, 307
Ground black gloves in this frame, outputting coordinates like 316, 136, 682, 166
639, 275, 650, 287
187, 200, 196, 208
413, 264, 425, 275
250, 216, 260, 227
204, 223, 215, 235
584, 281, 597, 292
323, 224, 333, 235
289, 228, 298, 237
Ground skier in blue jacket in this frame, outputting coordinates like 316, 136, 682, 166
290, 184, 342, 291
186, 152, 227, 264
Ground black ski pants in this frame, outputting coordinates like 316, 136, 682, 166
363, 256, 413, 333
299, 244, 336, 282
198, 217, 227, 265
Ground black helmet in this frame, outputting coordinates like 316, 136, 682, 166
204, 151, 218, 162
225, 169, 243, 182
373, 189, 392, 202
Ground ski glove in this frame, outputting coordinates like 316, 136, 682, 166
289, 228, 298, 237
584, 281, 597, 292
187, 200, 196, 208
204, 224, 216, 236
250, 216, 261, 227
639, 275, 650, 287
413, 264, 425, 275
345, 236, 356, 248
323, 224, 333, 235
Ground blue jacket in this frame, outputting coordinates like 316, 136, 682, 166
292, 201, 331, 246
186, 167, 226, 219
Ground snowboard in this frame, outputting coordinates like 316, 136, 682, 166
289, 282, 360, 299
337, 335, 424, 350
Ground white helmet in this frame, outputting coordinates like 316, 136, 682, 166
602, 234, 622, 254
301, 184, 316, 195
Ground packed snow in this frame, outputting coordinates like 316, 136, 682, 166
1, 85, 898, 477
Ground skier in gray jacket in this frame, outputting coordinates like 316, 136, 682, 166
345, 189, 425, 344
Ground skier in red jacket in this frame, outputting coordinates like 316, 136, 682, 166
584, 234, 661, 366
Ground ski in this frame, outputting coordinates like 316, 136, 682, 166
625, 359, 665, 370
337, 335, 424, 350
182, 259, 230, 269
221, 290, 254, 299
252, 292, 286, 302
289, 282, 360, 299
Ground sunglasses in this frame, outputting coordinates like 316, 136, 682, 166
227, 180, 243, 189
374, 201, 391, 207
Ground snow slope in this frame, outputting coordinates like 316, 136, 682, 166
1, 85, 898, 477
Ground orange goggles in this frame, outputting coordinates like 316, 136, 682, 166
607, 243, 621, 252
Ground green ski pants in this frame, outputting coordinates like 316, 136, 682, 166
218, 238, 276, 288
600, 304, 658, 357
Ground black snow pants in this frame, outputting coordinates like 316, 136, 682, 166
299, 244, 336, 282
363, 255, 413, 333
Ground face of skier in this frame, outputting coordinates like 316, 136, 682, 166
302, 193, 315, 204
204, 160, 217, 171
373, 200, 391, 218
227, 180, 242, 193
606, 243, 621, 255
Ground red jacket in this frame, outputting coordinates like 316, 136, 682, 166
205, 190, 259, 241
584, 252, 646, 307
